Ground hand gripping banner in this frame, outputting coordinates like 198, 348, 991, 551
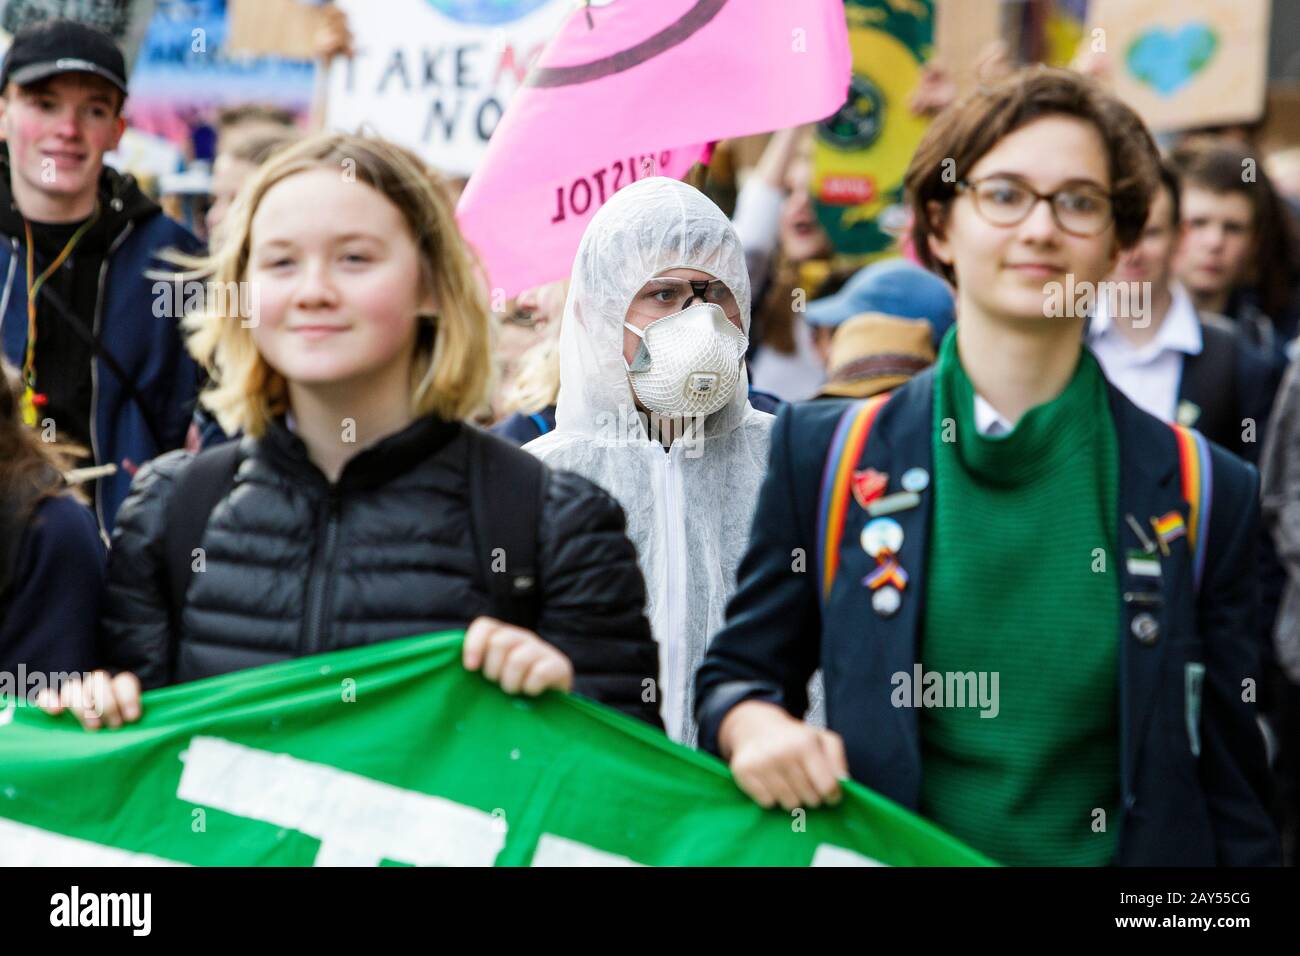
0, 631, 990, 867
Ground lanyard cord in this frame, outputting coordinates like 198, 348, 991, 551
19, 206, 101, 425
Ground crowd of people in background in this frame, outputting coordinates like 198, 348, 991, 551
3, 13, 1300, 867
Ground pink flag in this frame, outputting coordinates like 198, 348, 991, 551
457, 0, 852, 299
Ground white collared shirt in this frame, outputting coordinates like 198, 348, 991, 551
1086, 283, 1202, 423
974, 394, 1014, 436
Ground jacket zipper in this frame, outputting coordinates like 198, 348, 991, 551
300, 488, 342, 656
661, 443, 690, 740
88, 221, 135, 533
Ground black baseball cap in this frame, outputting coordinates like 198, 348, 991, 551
0, 19, 128, 97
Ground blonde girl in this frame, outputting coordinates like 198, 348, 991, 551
45, 132, 660, 731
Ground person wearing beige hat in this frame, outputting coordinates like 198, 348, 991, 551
816, 313, 936, 400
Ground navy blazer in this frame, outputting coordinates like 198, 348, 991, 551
1176, 316, 1282, 466
696, 367, 1280, 866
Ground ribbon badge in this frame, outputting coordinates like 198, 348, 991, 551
863, 550, 908, 591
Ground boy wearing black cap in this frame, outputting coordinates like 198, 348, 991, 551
0, 18, 202, 532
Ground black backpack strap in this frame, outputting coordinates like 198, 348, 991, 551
465, 425, 546, 631
162, 440, 242, 673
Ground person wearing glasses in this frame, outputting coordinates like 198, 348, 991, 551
695, 68, 1280, 866
526, 176, 778, 746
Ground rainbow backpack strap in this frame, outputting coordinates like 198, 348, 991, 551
816, 394, 892, 606
1169, 423, 1213, 593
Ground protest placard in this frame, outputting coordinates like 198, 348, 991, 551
226, 0, 326, 61
324, 0, 572, 177
1089, 0, 1271, 132
812, 0, 933, 257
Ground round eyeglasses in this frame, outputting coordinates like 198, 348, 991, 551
955, 176, 1114, 237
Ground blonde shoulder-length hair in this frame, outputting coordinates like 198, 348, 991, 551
167, 131, 491, 438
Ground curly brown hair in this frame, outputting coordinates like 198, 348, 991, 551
905, 66, 1161, 286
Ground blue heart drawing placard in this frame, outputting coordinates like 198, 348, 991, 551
425, 0, 554, 26
1125, 22, 1219, 96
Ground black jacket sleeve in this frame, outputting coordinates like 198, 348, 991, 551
0, 495, 105, 675
694, 402, 824, 756
534, 469, 663, 730
1198, 449, 1282, 864
98, 450, 192, 689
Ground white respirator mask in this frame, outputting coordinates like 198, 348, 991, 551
623, 302, 748, 419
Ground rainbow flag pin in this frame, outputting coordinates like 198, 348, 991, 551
1153, 511, 1186, 550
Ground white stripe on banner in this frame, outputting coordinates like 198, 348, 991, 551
811, 844, 888, 866
530, 833, 644, 866
177, 736, 506, 866
0, 816, 186, 866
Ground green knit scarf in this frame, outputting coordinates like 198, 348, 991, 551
919, 330, 1121, 866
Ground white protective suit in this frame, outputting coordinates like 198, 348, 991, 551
525, 178, 774, 745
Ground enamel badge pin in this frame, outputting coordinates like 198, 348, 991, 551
851, 468, 889, 510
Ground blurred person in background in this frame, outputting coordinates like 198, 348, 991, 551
492, 333, 560, 446
731, 126, 837, 401
1090, 161, 1279, 462
814, 313, 935, 401
1170, 139, 1300, 357
489, 279, 565, 443
214, 103, 297, 156
0, 359, 103, 677
1261, 356, 1300, 865
184, 127, 301, 452
0, 19, 203, 533
803, 256, 956, 368
206, 127, 300, 241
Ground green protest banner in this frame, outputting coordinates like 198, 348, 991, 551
0, 631, 992, 866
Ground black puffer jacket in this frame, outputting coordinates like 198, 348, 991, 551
100, 414, 662, 727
